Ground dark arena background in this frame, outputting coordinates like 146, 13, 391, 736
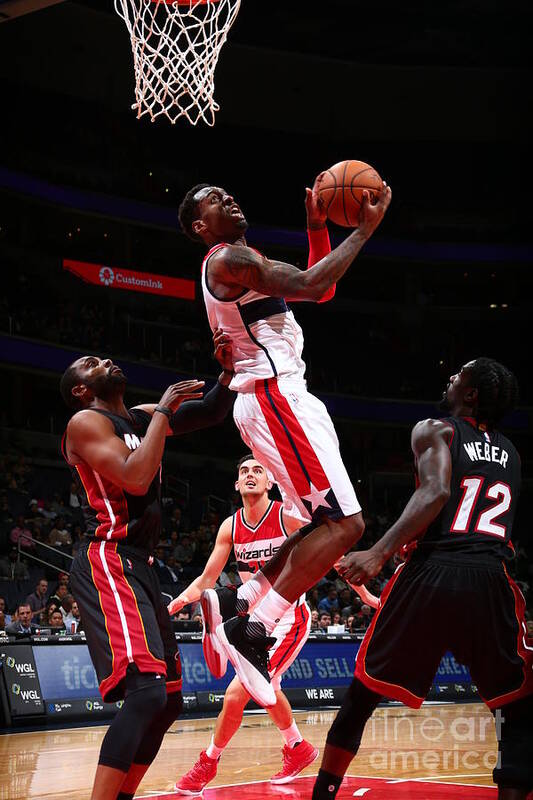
0, 1, 531, 798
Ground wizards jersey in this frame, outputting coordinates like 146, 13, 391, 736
62, 408, 162, 554
201, 244, 306, 393
417, 416, 521, 561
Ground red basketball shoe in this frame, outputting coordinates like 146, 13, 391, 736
270, 739, 319, 784
175, 750, 218, 795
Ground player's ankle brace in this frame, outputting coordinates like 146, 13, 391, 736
312, 769, 343, 799
326, 677, 381, 754
98, 669, 167, 772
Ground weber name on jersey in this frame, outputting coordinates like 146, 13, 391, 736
417, 416, 521, 560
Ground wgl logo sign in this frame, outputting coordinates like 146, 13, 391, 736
99, 267, 115, 286
12, 683, 39, 701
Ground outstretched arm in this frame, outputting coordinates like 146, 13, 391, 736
209, 186, 391, 302
134, 330, 235, 435
167, 517, 234, 615
337, 418, 453, 584
67, 380, 204, 495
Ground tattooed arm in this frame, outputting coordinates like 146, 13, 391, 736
209, 186, 392, 302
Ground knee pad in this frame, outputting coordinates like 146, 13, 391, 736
99, 671, 167, 772
493, 696, 533, 791
134, 690, 183, 766
326, 678, 381, 754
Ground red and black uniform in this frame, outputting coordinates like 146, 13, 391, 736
355, 416, 531, 710
63, 408, 182, 702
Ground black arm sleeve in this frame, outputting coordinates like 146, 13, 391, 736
170, 380, 235, 436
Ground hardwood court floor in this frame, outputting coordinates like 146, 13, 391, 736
0, 703, 499, 799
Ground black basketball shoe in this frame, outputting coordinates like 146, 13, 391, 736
216, 615, 276, 707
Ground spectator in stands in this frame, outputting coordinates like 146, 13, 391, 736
0, 609, 5, 632
307, 587, 320, 611
332, 612, 342, 626
0, 597, 11, 625
48, 582, 69, 608
310, 609, 319, 631
10, 515, 35, 550
341, 596, 362, 620
338, 587, 353, 612
354, 604, 374, 631
0, 548, 30, 581
25, 578, 49, 619
153, 545, 176, 587
6, 603, 37, 636
68, 482, 81, 512
48, 609, 65, 633
37, 499, 56, 522
316, 612, 332, 635
174, 533, 194, 564
64, 599, 82, 633
48, 516, 72, 548
318, 585, 340, 616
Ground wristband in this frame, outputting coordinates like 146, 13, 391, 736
154, 404, 172, 420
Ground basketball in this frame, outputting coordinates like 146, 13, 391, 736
316, 160, 384, 227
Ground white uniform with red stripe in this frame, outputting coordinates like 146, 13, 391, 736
202, 244, 360, 524
232, 499, 310, 689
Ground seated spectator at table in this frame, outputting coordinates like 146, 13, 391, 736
63, 599, 82, 633
309, 609, 319, 632
48, 517, 72, 548
0, 597, 12, 626
6, 603, 38, 636
0, 610, 5, 632
48, 582, 69, 609
0, 548, 30, 581
317, 585, 339, 615
316, 612, 332, 635
26, 578, 48, 618
10, 515, 35, 550
332, 611, 343, 627
177, 610, 190, 621
48, 609, 65, 634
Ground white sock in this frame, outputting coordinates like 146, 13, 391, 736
237, 572, 271, 612
206, 736, 224, 760
280, 720, 303, 748
249, 588, 292, 634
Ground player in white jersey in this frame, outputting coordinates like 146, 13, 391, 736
178, 177, 391, 706
169, 456, 318, 793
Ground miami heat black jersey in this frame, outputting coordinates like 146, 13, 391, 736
417, 416, 521, 561
62, 408, 162, 553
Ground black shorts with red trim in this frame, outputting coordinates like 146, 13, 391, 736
355, 552, 533, 710
70, 540, 182, 703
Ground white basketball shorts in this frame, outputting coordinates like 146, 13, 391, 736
233, 377, 361, 525
269, 601, 311, 691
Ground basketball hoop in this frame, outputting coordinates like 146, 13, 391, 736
114, 0, 242, 125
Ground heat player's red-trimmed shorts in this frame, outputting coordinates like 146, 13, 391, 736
70, 540, 182, 702
355, 552, 533, 710
233, 378, 361, 524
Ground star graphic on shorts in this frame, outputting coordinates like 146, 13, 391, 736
302, 483, 332, 513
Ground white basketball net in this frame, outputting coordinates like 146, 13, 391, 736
114, 0, 242, 126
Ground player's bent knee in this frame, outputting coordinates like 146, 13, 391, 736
326, 678, 380, 754
333, 513, 365, 550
